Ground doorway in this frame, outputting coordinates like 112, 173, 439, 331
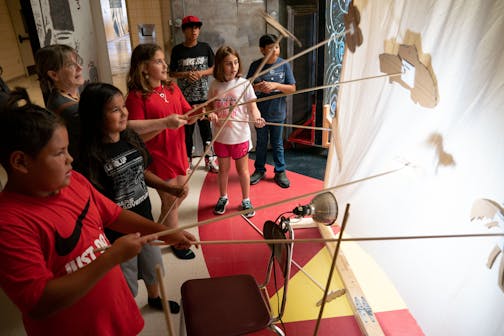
286, 3, 323, 147
101, 0, 131, 93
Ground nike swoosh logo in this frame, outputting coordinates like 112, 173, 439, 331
55, 198, 90, 256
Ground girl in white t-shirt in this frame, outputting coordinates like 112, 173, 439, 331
207, 46, 265, 217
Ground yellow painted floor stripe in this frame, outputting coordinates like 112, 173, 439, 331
269, 247, 353, 322
268, 241, 408, 322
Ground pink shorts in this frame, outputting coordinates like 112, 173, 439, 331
213, 140, 250, 160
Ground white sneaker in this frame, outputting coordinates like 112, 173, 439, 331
205, 156, 219, 173
187, 158, 194, 174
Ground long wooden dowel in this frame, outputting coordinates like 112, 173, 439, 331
93, 166, 408, 254
145, 165, 407, 241
181, 33, 341, 119
219, 118, 332, 132
314, 204, 350, 335
146, 232, 504, 247
155, 264, 175, 336
191, 72, 402, 121
146, 165, 407, 241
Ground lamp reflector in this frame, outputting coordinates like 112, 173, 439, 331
307, 192, 338, 226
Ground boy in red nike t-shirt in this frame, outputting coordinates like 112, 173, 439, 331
0, 88, 196, 336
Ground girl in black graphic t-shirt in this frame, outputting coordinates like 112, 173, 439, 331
79, 82, 189, 313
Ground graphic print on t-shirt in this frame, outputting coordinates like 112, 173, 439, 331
55, 198, 90, 256
177, 56, 209, 102
214, 96, 238, 127
104, 148, 149, 210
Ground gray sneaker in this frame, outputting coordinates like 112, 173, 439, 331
274, 171, 290, 188
250, 170, 265, 185
213, 196, 229, 215
241, 199, 255, 218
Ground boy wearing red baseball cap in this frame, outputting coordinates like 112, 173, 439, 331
181, 15, 202, 27
170, 15, 219, 174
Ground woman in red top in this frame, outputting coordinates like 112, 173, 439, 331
126, 43, 196, 259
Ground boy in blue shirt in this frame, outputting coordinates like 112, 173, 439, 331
247, 34, 296, 188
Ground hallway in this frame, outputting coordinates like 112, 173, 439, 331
108, 33, 131, 93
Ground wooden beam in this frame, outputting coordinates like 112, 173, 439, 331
319, 223, 385, 335
321, 104, 331, 148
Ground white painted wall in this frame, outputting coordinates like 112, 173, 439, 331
30, 0, 101, 83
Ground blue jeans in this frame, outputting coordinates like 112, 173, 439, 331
254, 124, 285, 173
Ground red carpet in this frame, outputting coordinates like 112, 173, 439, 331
196, 159, 424, 335
197, 160, 325, 280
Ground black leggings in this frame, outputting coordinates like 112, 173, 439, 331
185, 118, 213, 158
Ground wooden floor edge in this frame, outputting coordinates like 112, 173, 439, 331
319, 224, 385, 336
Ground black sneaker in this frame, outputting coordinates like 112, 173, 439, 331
213, 196, 229, 215
250, 170, 265, 185
274, 171, 290, 188
148, 296, 180, 314
171, 246, 195, 260
241, 199, 255, 218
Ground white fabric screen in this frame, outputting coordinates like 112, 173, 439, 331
326, 1, 504, 335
